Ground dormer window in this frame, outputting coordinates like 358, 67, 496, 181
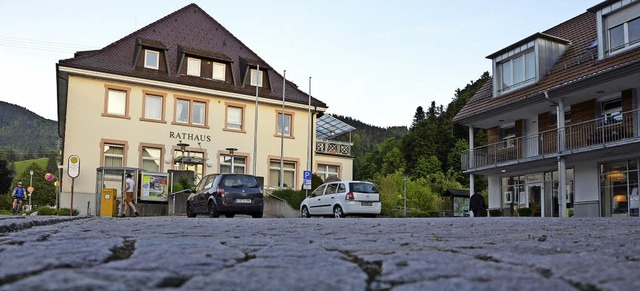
187, 57, 201, 76
488, 33, 569, 97
250, 68, 263, 87
499, 50, 535, 93
593, 1, 640, 58
144, 49, 160, 70
212, 62, 226, 81
608, 17, 640, 53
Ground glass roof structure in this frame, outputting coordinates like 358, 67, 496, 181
316, 114, 355, 140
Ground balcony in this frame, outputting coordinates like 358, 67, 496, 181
462, 108, 640, 171
316, 140, 352, 156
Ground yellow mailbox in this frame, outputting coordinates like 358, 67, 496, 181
101, 188, 118, 217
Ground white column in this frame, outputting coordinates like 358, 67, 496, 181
557, 98, 566, 217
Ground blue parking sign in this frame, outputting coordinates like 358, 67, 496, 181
303, 171, 312, 180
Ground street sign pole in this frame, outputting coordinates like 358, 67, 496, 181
68, 155, 80, 216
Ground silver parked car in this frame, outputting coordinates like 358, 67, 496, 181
300, 181, 381, 218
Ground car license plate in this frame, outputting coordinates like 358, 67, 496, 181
235, 199, 252, 203
361, 201, 373, 206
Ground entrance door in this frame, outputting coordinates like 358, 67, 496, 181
527, 183, 544, 217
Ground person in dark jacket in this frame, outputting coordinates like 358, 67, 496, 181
470, 192, 486, 217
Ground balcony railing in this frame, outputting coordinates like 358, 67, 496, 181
462, 108, 640, 171
316, 140, 352, 156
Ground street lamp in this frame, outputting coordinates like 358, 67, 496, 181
29, 170, 33, 210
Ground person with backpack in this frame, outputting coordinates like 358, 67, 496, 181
12, 181, 27, 214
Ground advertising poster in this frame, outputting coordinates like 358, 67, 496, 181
141, 173, 168, 202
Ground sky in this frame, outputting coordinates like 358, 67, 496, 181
0, 0, 603, 128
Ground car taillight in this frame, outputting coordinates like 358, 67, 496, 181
217, 185, 225, 197
346, 192, 354, 201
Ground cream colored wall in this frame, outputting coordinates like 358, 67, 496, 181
60, 75, 349, 214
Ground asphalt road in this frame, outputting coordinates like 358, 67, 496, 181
1, 215, 639, 290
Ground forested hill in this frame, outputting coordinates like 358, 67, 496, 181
0, 101, 58, 157
331, 114, 408, 156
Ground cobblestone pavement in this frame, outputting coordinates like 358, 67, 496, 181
0, 215, 639, 290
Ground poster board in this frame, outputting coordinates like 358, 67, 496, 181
140, 173, 168, 202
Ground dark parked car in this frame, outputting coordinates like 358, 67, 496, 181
186, 174, 264, 218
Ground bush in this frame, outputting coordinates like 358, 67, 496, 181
517, 207, 532, 217
566, 208, 574, 217
271, 189, 306, 209
57, 208, 80, 216
0, 194, 12, 211
489, 209, 502, 217
37, 206, 58, 215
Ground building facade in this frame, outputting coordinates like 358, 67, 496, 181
454, 0, 640, 217
55, 4, 353, 215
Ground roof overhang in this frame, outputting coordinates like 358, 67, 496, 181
486, 33, 572, 59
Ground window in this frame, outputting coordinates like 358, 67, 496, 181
174, 150, 205, 183
144, 49, 159, 69
187, 57, 201, 76
212, 62, 225, 81
225, 105, 244, 131
141, 147, 162, 172
219, 155, 246, 174
549, 107, 572, 126
106, 89, 127, 116
608, 17, 640, 53
250, 68, 263, 87
104, 144, 124, 167
276, 112, 293, 137
500, 126, 516, 149
600, 98, 623, 126
269, 160, 296, 187
499, 51, 535, 92
174, 97, 208, 127
143, 93, 164, 121
317, 164, 339, 181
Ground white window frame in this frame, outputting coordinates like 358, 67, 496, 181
250, 68, 263, 87
104, 144, 125, 167
141, 147, 162, 172
192, 101, 206, 125
269, 160, 296, 188
144, 94, 163, 120
219, 155, 246, 174
176, 99, 190, 124
106, 89, 128, 117
277, 113, 292, 137
212, 62, 226, 81
317, 164, 340, 181
226, 106, 243, 130
607, 16, 640, 54
144, 49, 160, 70
175, 98, 207, 127
498, 50, 535, 93
187, 57, 201, 76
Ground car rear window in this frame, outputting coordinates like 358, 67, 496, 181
349, 182, 378, 193
221, 175, 259, 188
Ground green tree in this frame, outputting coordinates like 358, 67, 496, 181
411, 106, 426, 128
381, 147, 405, 175
410, 155, 442, 179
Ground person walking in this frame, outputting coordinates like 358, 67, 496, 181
120, 173, 139, 217
12, 181, 27, 214
470, 192, 486, 217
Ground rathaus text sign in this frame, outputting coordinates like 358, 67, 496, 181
169, 131, 212, 143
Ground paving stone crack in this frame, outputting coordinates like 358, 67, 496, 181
104, 238, 136, 263
337, 250, 384, 291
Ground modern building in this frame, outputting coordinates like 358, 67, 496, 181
55, 4, 354, 215
454, 0, 640, 217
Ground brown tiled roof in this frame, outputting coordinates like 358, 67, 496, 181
454, 11, 640, 124
58, 4, 325, 108
179, 45, 232, 62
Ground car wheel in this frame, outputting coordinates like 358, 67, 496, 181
186, 203, 196, 218
301, 206, 311, 218
225, 213, 235, 218
334, 205, 345, 218
251, 212, 263, 218
208, 201, 219, 218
